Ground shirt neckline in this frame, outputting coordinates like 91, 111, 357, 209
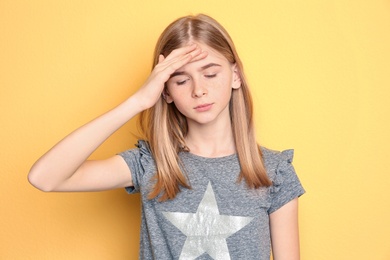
180, 151, 238, 163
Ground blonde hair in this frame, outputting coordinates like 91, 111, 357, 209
139, 14, 271, 201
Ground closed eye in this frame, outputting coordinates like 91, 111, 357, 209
205, 74, 217, 78
177, 79, 189, 85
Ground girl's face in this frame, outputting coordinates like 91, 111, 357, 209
165, 42, 241, 128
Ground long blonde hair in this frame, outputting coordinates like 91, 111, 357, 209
139, 14, 271, 201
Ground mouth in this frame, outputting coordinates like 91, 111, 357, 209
194, 103, 213, 112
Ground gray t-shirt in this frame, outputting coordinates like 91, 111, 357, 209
119, 140, 305, 260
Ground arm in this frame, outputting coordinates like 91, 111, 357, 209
28, 95, 140, 192
28, 44, 207, 192
269, 198, 301, 260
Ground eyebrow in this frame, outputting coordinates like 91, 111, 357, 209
169, 63, 222, 79
200, 63, 221, 70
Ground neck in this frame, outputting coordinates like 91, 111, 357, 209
185, 119, 236, 158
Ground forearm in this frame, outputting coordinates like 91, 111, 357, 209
28, 95, 143, 191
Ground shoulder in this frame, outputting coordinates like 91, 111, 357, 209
119, 140, 156, 172
260, 146, 297, 186
118, 140, 156, 193
261, 146, 305, 213
120, 140, 153, 160
260, 146, 294, 168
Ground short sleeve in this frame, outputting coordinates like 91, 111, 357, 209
267, 149, 305, 214
118, 140, 155, 194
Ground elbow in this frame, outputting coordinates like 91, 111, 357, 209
27, 166, 56, 192
27, 173, 52, 192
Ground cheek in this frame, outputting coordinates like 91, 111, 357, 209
166, 87, 190, 106
209, 76, 233, 94
168, 87, 187, 100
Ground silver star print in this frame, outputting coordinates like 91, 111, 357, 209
162, 182, 253, 260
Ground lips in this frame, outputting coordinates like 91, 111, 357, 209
194, 103, 213, 112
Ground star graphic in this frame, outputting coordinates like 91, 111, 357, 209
162, 182, 254, 260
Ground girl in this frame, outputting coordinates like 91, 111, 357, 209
28, 14, 305, 260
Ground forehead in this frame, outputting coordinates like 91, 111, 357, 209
178, 42, 230, 71
196, 42, 227, 60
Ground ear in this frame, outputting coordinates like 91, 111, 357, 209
232, 64, 241, 89
163, 89, 174, 103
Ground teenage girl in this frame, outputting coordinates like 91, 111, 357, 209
28, 14, 305, 260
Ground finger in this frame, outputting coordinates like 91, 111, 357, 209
156, 45, 207, 78
188, 50, 208, 63
162, 46, 203, 69
163, 44, 198, 62
165, 53, 193, 73
158, 54, 165, 63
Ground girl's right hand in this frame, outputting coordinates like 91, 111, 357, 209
28, 44, 207, 193
134, 44, 208, 110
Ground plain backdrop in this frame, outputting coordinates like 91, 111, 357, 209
1, 0, 389, 259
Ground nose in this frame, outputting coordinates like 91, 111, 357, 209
192, 79, 207, 98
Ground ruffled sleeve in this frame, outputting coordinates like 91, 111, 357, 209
265, 149, 305, 214
118, 140, 156, 194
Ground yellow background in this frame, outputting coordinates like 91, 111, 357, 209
1, 0, 389, 259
